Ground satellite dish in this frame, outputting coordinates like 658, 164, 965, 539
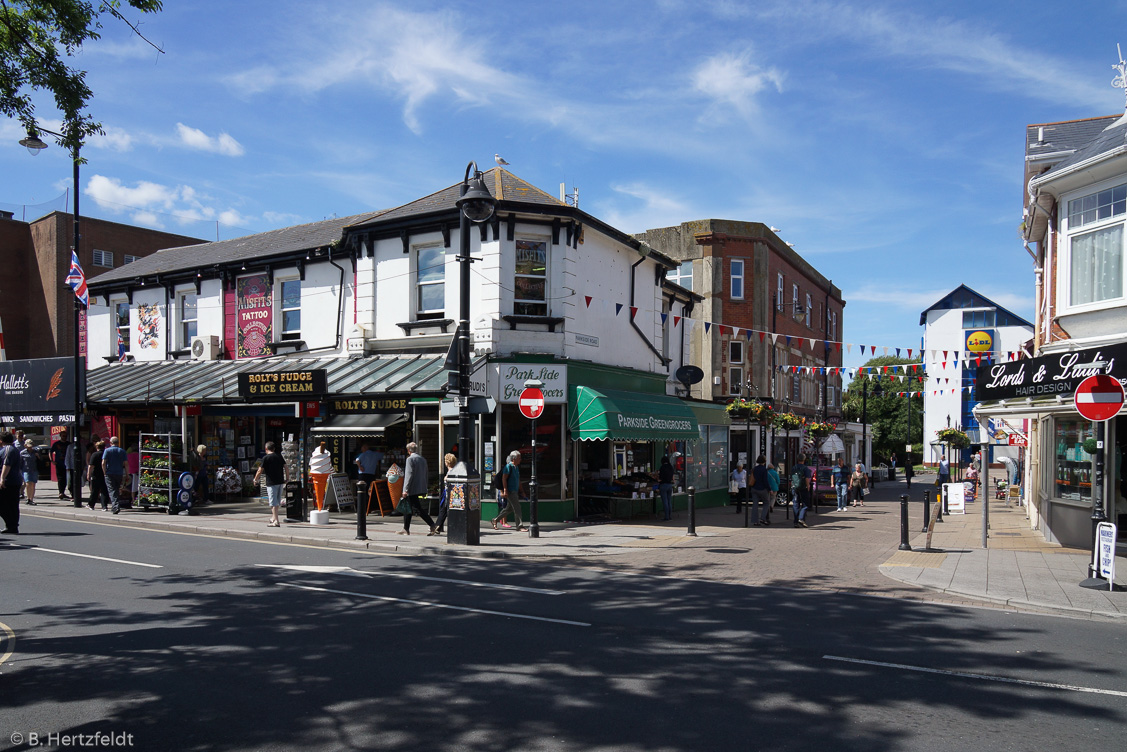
676, 365, 704, 386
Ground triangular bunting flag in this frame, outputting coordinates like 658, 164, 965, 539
704, 322, 711, 333
846, 343, 853, 354
615, 303, 623, 316
759, 331, 766, 343
883, 347, 889, 356
907, 349, 913, 358
674, 316, 681, 327
746, 329, 754, 342
795, 337, 804, 349
584, 295, 592, 308
896, 348, 901, 357
661, 313, 668, 326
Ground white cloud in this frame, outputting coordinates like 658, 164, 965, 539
175, 123, 245, 156
83, 174, 254, 234
599, 182, 699, 234
692, 51, 784, 119
89, 126, 134, 152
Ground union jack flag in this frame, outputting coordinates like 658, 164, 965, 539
116, 329, 127, 362
65, 250, 88, 306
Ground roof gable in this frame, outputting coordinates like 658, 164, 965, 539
919, 284, 1032, 328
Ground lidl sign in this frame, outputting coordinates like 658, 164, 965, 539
965, 329, 994, 353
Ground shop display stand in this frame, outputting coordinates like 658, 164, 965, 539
138, 433, 183, 515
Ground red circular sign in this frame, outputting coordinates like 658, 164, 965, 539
518, 387, 545, 419
1074, 374, 1125, 422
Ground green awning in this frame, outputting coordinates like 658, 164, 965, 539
568, 385, 699, 441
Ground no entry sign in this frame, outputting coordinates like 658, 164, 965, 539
518, 386, 545, 419
1074, 374, 1125, 422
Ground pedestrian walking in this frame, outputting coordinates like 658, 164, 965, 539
14, 430, 25, 499
102, 436, 128, 515
431, 452, 456, 536
65, 439, 82, 500
398, 442, 435, 535
833, 458, 849, 510
937, 457, 951, 486
491, 451, 525, 531
253, 441, 288, 527
730, 462, 747, 512
751, 455, 771, 526
792, 454, 812, 527
767, 462, 780, 512
87, 441, 108, 511
658, 455, 675, 521
193, 444, 211, 505
0, 431, 22, 534
21, 440, 39, 506
51, 430, 70, 499
850, 463, 867, 507
353, 442, 384, 486
309, 441, 333, 511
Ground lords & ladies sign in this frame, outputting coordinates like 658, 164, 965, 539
976, 343, 1125, 403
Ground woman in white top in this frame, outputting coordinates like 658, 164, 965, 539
730, 462, 748, 513
309, 441, 333, 511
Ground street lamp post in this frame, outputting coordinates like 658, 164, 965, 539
447, 161, 495, 546
20, 129, 84, 509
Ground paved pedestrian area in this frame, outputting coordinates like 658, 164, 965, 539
13, 474, 1126, 620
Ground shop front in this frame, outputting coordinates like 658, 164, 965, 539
977, 343, 1126, 547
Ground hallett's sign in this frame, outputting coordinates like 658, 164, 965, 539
976, 343, 1125, 403
0, 357, 80, 416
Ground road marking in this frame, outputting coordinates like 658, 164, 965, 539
259, 564, 565, 595
0, 621, 14, 668
2, 542, 162, 569
824, 655, 1127, 697
278, 582, 589, 627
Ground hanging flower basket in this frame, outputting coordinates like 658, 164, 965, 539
936, 428, 970, 448
773, 412, 803, 431
806, 420, 836, 439
726, 398, 775, 424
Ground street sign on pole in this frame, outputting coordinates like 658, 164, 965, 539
1074, 374, 1125, 422
518, 387, 545, 419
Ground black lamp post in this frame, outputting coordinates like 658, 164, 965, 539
21, 129, 84, 509
447, 162, 495, 545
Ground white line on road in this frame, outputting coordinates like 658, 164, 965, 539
278, 582, 589, 627
2, 543, 163, 569
824, 655, 1127, 697
258, 564, 565, 595
0, 621, 14, 668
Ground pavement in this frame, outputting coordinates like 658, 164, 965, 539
10, 473, 1126, 621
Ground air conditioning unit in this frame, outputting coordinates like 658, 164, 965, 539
191, 335, 221, 361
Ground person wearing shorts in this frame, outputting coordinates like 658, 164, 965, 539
254, 442, 288, 527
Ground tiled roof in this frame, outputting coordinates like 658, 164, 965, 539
1026, 115, 1120, 160
347, 168, 564, 227
87, 212, 378, 287
1039, 116, 1127, 178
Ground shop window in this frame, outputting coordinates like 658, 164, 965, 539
708, 425, 729, 489
501, 403, 562, 499
278, 279, 301, 340
685, 427, 706, 490
178, 291, 197, 348
731, 259, 744, 299
415, 244, 445, 319
514, 238, 548, 316
1053, 418, 1094, 502
113, 300, 130, 355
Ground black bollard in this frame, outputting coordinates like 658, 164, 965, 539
744, 484, 750, 528
921, 489, 930, 532
931, 488, 942, 523
355, 480, 368, 541
899, 494, 912, 551
687, 486, 697, 537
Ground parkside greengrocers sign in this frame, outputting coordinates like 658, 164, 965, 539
976, 344, 1126, 402
0, 357, 80, 422
617, 414, 694, 432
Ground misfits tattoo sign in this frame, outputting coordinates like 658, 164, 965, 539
976, 343, 1126, 402
237, 274, 273, 359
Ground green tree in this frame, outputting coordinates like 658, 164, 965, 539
842, 355, 926, 465
0, 0, 163, 155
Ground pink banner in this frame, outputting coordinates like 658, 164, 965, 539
237, 274, 272, 359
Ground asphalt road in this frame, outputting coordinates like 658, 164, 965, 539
2, 516, 1125, 752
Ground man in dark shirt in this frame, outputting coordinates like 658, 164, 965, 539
0, 431, 22, 534
792, 454, 813, 528
253, 442, 288, 527
50, 431, 70, 499
751, 454, 771, 526
102, 436, 128, 515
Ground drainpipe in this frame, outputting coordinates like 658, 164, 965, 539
629, 254, 670, 366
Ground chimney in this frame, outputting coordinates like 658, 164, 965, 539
0, 210, 14, 221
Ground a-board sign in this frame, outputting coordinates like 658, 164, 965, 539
1097, 522, 1117, 586
368, 478, 393, 516
236, 369, 326, 400
944, 482, 966, 514
324, 472, 356, 512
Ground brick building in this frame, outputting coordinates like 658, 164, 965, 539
637, 219, 845, 462
0, 211, 203, 361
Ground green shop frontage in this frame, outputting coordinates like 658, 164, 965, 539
477, 358, 730, 523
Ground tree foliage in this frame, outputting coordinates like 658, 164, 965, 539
0, 0, 163, 155
841, 355, 926, 464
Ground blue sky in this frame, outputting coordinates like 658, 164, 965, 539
4, 0, 1127, 369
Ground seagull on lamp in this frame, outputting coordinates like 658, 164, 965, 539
494, 153, 510, 166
